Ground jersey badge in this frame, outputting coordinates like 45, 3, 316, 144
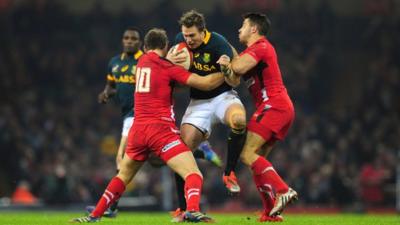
202, 53, 211, 63
121, 65, 129, 72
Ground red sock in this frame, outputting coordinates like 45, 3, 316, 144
184, 173, 203, 211
91, 177, 126, 217
251, 156, 288, 194
253, 174, 275, 214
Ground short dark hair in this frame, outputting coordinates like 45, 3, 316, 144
179, 10, 206, 31
125, 27, 141, 34
144, 28, 168, 50
242, 12, 271, 36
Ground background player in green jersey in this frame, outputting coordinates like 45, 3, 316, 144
86, 27, 143, 218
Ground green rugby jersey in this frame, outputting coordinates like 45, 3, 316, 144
106, 50, 143, 118
175, 30, 234, 99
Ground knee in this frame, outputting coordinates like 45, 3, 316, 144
230, 114, 246, 131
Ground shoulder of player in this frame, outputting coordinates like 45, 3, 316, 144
109, 54, 122, 64
252, 39, 270, 50
209, 31, 230, 45
156, 56, 176, 68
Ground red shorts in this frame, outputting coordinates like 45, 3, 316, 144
247, 93, 295, 142
125, 123, 190, 162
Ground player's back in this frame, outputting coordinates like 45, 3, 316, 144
134, 52, 191, 124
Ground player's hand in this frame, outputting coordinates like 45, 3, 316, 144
217, 55, 232, 76
217, 54, 231, 67
98, 91, 109, 104
166, 48, 187, 64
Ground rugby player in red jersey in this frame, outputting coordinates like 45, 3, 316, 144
218, 13, 298, 222
71, 28, 225, 223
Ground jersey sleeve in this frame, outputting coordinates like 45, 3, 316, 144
214, 34, 234, 59
243, 43, 267, 63
106, 59, 115, 81
164, 60, 191, 84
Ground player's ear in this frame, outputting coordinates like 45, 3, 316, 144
144, 46, 148, 53
251, 25, 257, 34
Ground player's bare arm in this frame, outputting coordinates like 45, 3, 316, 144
98, 80, 117, 104
231, 53, 258, 75
186, 72, 224, 91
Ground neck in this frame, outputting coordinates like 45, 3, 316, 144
147, 49, 164, 57
124, 52, 134, 57
246, 35, 264, 47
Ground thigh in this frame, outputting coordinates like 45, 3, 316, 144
248, 102, 294, 141
125, 125, 150, 161
180, 123, 206, 150
181, 99, 214, 135
147, 124, 192, 162
214, 91, 244, 124
121, 116, 134, 137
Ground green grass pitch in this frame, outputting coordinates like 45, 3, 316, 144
0, 211, 398, 225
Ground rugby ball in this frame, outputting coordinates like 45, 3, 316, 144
170, 42, 193, 70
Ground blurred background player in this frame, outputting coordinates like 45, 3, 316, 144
168, 10, 247, 220
218, 12, 298, 222
86, 27, 143, 218
71, 27, 226, 223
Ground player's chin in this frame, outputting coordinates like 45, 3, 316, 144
124, 46, 136, 53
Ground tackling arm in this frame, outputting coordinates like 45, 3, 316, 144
186, 72, 224, 91
230, 53, 258, 75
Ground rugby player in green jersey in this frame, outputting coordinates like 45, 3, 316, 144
86, 27, 143, 218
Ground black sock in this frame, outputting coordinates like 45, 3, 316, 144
225, 129, 246, 175
174, 173, 186, 210
193, 149, 205, 159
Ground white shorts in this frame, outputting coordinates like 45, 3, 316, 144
181, 90, 243, 135
122, 116, 134, 137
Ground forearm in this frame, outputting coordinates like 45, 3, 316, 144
104, 81, 117, 96
222, 64, 240, 87
204, 72, 224, 90
231, 57, 248, 75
